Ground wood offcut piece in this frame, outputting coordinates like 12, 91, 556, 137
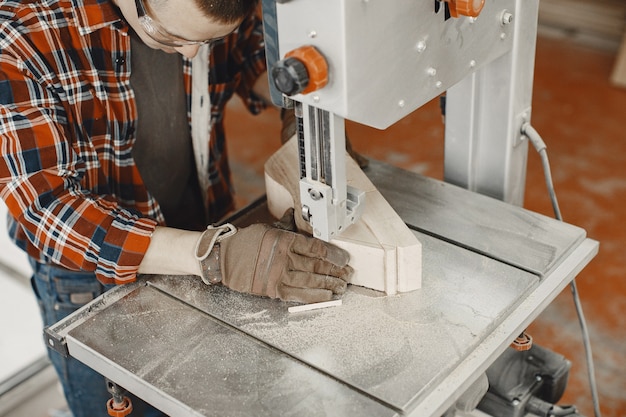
264, 138, 422, 295
288, 299, 342, 313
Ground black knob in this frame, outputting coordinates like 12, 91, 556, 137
271, 57, 309, 96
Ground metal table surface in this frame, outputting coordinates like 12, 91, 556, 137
47, 161, 598, 417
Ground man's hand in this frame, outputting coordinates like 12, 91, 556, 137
219, 224, 353, 304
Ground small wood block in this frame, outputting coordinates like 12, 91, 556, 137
288, 299, 342, 313
264, 138, 422, 295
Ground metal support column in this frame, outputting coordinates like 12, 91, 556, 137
444, 0, 539, 205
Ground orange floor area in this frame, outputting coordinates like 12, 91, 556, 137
225, 36, 626, 417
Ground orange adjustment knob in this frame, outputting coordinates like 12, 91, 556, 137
446, 0, 485, 18
272, 45, 328, 96
107, 396, 133, 417
510, 331, 533, 352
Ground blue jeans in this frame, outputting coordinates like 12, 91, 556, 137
30, 259, 167, 417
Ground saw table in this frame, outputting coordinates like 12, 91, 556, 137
46, 161, 598, 417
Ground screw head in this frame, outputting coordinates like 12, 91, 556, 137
309, 189, 322, 200
501, 11, 513, 25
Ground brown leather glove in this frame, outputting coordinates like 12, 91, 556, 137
272, 206, 299, 232
197, 221, 353, 304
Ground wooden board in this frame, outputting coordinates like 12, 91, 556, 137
264, 138, 422, 294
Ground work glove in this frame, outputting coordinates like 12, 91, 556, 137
272, 206, 299, 232
280, 107, 370, 169
196, 218, 353, 304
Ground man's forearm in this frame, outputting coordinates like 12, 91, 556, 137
138, 226, 203, 276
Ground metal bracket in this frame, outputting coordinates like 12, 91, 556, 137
296, 102, 364, 241
44, 326, 69, 357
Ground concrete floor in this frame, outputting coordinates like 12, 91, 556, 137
226, 35, 626, 417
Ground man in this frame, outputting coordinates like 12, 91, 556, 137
0, 0, 353, 415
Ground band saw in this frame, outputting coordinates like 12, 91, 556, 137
45, 1, 599, 416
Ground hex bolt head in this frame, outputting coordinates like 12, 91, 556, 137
501, 11, 513, 25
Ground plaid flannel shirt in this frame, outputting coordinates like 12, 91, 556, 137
0, 0, 266, 284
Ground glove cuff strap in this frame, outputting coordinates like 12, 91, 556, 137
194, 223, 237, 285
